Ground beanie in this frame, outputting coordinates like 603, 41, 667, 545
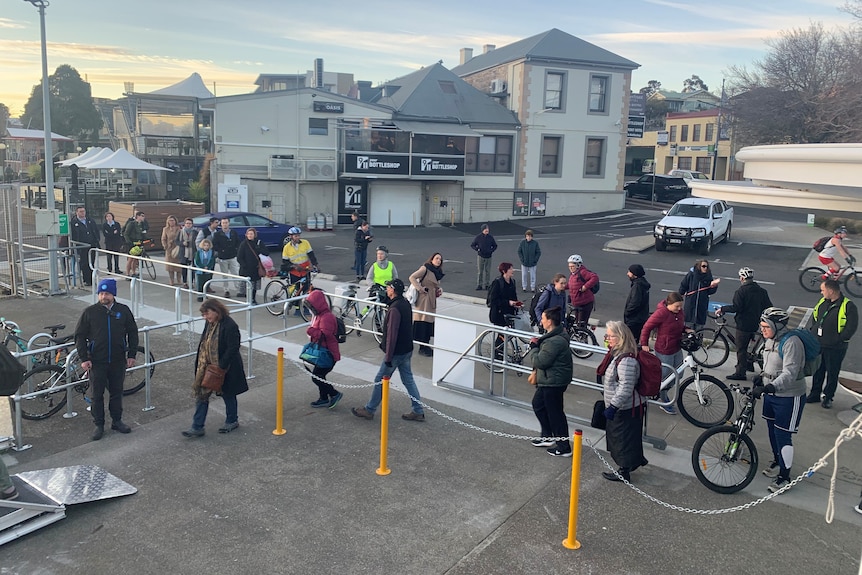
98, 278, 117, 296
628, 264, 645, 278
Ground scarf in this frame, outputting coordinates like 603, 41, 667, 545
424, 262, 444, 281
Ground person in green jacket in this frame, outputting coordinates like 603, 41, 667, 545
528, 305, 574, 457
517, 229, 541, 292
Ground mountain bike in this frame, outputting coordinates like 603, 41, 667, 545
475, 312, 533, 373
798, 261, 862, 297
566, 305, 599, 359
263, 269, 329, 320
331, 283, 387, 344
660, 350, 735, 429
691, 384, 759, 494
693, 314, 765, 370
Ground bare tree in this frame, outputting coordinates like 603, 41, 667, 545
842, 0, 862, 19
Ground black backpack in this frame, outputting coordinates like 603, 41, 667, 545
335, 316, 347, 344
0, 344, 26, 396
580, 270, 600, 294
813, 236, 831, 252
528, 284, 548, 326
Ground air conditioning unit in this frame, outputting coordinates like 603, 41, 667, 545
490, 79, 507, 94
268, 156, 302, 180
304, 160, 336, 181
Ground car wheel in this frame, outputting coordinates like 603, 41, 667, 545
722, 223, 732, 244
699, 234, 713, 255
655, 238, 667, 252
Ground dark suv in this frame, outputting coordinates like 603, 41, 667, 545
624, 175, 690, 203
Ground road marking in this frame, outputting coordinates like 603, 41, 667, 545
324, 246, 349, 251
443, 259, 465, 264
583, 213, 630, 221
611, 220, 656, 227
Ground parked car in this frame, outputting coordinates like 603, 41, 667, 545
653, 198, 734, 255
624, 174, 690, 203
192, 212, 294, 248
668, 169, 710, 183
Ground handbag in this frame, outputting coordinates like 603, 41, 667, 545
300, 341, 334, 369
170, 245, 180, 259
405, 268, 428, 306
527, 370, 537, 385
590, 399, 607, 430
201, 364, 226, 393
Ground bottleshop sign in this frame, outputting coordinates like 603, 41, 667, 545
345, 152, 409, 176
410, 155, 464, 178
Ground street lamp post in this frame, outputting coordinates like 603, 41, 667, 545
23, 0, 59, 293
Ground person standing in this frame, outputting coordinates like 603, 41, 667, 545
409, 252, 444, 357
178, 218, 197, 289
70, 206, 101, 287
102, 212, 123, 274
753, 307, 807, 493
718, 267, 773, 381
535, 274, 568, 333
305, 289, 343, 408
623, 264, 650, 341
195, 217, 220, 249
640, 292, 688, 415
212, 217, 242, 298
679, 259, 720, 330
74, 278, 138, 441
194, 238, 217, 301
366, 245, 398, 285
182, 299, 248, 437
161, 215, 182, 286
352, 279, 425, 422
528, 306, 574, 457
517, 230, 541, 293
808, 279, 858, 408
600, 320, 648, 482
470, 224, 497, 290
566, 255, 599, 325
123, 211, 145, 278
237, 227, 268, 304
353, 220, 373, 280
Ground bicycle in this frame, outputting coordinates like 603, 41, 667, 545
693, 314, 765, 370
13, 345, 157, 420
1, 319, 71, 368
331, 283, 387, 344
691, 384, 759, 494
657, 342, 735, 429
798, 261, 862, 297
565, 305, 599, 359
263, 269, 329, 320
475, 311, 533, 373
130, 239, 157, 281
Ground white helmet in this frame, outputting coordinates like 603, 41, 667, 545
567, 254, 583, 264
738, 267, 754, 279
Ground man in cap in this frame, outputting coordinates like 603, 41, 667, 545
717, 267, 773, 381
352, 278, 425, 422
623, 264, 650, 340
74, 278, 139, 441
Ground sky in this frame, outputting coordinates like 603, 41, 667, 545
1, 0, 855, 117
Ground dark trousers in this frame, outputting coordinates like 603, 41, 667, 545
311, 365, 337, 400
626, 321, 645, 342
105, 252, 120, 273
531, 385, 569, 449
89, 360, 127, 426
810, 345, 848, 401
354, 249, 367, 277
733, 329, 756, 376
196, 272, 213, 294
78, 247, 94, 285
192, 394, 238, 430
180, 257, 191, 283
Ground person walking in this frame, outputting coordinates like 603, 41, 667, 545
160, 215, 183, 286
409, 252, 444, 357
808, 279, 858, 408
535, 274, 568, 334
470, 224, 497, 290
717, 267, 773, 381
178, 217, 197, 289
528, 306, 573, 457
679, 259, 720, 330
353, 220, 373, 281
352, 279, 425, 422
566, 255, 599, 325
623, 264, 650, 341
305, 289, 343, 408
237, 227, 268, 304
123, 211, 145, 278
640, 292, 688, 415
366, 245, 398, 286
753, 307, 807, 493
194, 238, 217, 301
74, 278, 138, 441
517, 230, 541, 293
599, 320, 648, 482
70, 206, 101, 287
182, 299, 248, 437
102, 212, 123, 274
212, 217, 242, 298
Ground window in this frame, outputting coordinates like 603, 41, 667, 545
677, 157, 692, 170
465, 135, 513, 173
696, 157, 711, 173
246, 214, 273, 227
588, 75, 609, 114
438, 80, 456, 94
681, 125, 689, 142
584, 137, 605, 177
693, 124, 701, 141
308, 118, 328, 136
540, 136, 562, 176
544, 72, 564, 110
705, 123, 715, 141
670, 126, 677, 142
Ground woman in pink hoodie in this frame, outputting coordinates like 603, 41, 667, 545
639, 292, 688, 414
305, 289, 343, 408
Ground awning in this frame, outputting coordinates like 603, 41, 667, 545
393, 120, 479, 137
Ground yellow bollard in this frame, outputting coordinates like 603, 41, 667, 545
376, 376, 391, 476
272, 348, 286, 435
562, 429, 583, 550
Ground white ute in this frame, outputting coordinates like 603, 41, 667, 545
653, 197, 733, 255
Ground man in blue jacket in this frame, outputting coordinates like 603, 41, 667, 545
470, 224, 497, 291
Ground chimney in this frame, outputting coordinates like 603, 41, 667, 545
483, 44, 496, 54
459, 47, 473, 65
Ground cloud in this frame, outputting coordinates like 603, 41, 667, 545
0, 18, 25, 29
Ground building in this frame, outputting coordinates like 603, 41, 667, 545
656, 109, 734, 179
1, 127, 73, 181
648, 89, 720, 113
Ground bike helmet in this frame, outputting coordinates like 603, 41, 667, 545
567, 254, 583, 265
680, 331, 703, 353
760, 307, 790, 332
834, 226, 848, 235
129, 246, 143, 256
738, 267, 754, 279
288, 226, 302, 235
376, 245, 388, 253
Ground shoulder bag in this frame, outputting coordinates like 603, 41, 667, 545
405, 269, 428, 306
201, 364, 226, 393
300, 341, 334, 369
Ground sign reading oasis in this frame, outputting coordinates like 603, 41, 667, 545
313, 101, 344, 113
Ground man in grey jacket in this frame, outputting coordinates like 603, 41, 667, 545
752, 307, 806, 494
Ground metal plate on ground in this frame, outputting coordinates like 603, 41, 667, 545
16, 465, 137, 505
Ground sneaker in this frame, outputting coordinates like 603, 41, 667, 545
821, 398, 833, 409
762, 460, 780, 478
855, 501, 862, 515
310, 398, 330, 408
659, 404, 676, 415
91, 426, 104, 441
0, 487, 19, 501
806, 393, 821, 404
111, 421, 132, 433
547, 447, 573, 457
531, 438, 556, 447
767, 476, 791, 493
726, 373, 747, 381
402, 411, 425, 422
182, 427, 205, 438
351, 407, 374, 420
218, 421, 239, 433
328, 391, 343, 409
224, 291, 231, 298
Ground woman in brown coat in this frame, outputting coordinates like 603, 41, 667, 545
409, 252, 444, 356
161, 215, 182, 285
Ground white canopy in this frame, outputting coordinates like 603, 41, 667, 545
79, 148, 172, 171
57, 147, 107, 167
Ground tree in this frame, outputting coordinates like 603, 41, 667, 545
21, 64, 102, 142
682, 75, 709, 93
638, 80, 662, 95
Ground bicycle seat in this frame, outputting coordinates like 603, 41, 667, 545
49, 334, 75, 345
44, 324, 66, 332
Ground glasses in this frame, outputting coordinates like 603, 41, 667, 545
759, 324, 771, 330
700, 264, 709, 269
605, 333, 619, 340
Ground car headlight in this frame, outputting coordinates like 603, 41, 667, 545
655, 225, 665, 234
691, 228, 706, 237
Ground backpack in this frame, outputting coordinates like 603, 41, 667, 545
335, 316, 348, 344
614, 350, 663, 398
528, 284, 548, 326
813, 236, 831, 252
0, 344, 26, 396
579, 270, 600, 294
485, 279, 497, 308
778, 328, 822, 377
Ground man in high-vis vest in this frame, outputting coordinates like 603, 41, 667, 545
808, 279, 858, 408
365, 245, 398, 286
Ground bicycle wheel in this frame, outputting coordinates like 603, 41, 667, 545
27, 333, 54, 367
476, 332, 512, 373
123, 348, 156, 396
798, 267, 825, 293
263, 280, 289, 316
142, 255, 156, 281
677, 374, 734, 429
299, 288, 331, 322
14, 364, 68, 420
568, 326, 597, 359
691, 328, 730, 368
691, 425, 758, 494
844, 271, 862, 298
372, 306, 385, 344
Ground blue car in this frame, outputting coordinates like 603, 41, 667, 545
192, 212, 293, 248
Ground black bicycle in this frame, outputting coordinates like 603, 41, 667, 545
566, 305, 599, 359
476, 312, 533, 373
693, 314, 765, 370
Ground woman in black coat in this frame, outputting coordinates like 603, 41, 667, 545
182, 299, 248, 437
678, 259, 720, 330
102, 212, 124, 273
237, 227, 269, 304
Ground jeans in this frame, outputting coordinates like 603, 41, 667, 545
476, 256, 492, 288
655, 350, 683, 402
810, 345, 848, 401
521, 265, 536, 291
192, 393, 238, 430
365, 352, 423, 414
217, 257, 242, 291
90, 360, 127, 427
354, 249, 368, 278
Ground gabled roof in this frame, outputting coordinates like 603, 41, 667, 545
6, 127, 72, 141
450, 28, 638, 76
148, 73, 214, 99
371, 63, 519, 128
